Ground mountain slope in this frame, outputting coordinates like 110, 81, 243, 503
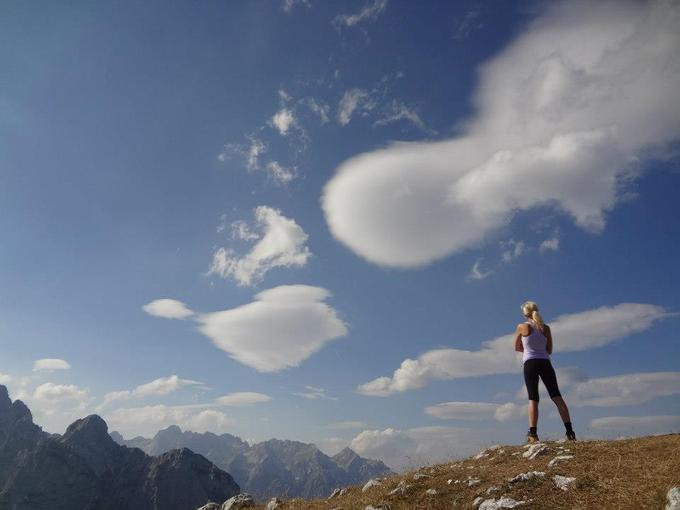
113, 426, 393, 500
0, 386, 240, 510
222, 433, 680, 510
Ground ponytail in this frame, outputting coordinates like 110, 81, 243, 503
521, 300, 546, 333
531, 310, 545, 333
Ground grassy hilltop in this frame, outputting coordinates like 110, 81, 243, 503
246, 434, 679, 510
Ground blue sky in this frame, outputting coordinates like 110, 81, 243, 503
1, 0, 679, 471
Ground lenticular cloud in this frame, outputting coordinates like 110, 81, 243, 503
322, 0, 680, 268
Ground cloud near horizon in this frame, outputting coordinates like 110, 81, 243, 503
358, 303, 671, 396
98, 375, 204, 410
322, 0, 680, 268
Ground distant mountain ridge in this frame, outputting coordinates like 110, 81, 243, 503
112, 425, 394, 500
0, 386, 239, 510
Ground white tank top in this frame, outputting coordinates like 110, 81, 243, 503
521, 320, 550, 362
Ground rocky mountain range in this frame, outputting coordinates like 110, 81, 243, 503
111, 425, 393, 500
0, 385, 239, 510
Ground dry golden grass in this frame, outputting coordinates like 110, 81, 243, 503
252, 434, 680, 510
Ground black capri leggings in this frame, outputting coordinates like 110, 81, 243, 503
523, 359, 562, 401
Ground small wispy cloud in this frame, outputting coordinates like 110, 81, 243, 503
282, 0, 311, 13
540, 235, 560, 253
453, 8, 483, 41
501, 239, 526, 263
337, 88, 376, 125
208, 206, 311, 287
293, 385, 338, 401
468, 259, 492, 281
218, 136, 267, 171
334, 0, 388, 29
373, 100, 428, 131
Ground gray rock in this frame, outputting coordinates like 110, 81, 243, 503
552, 475, 576, 491
425, 488, 437, 496
413, 472, 432, 480
508, 471, 545, 484
362, 478, 383, 492
221, 493, 255, 509
667, 487, 680, 510
478, 497, 529, 510
197, 504, 221, 510
265, 497, 282, 509
548, 455, 574, 468
522, 443, 548, 460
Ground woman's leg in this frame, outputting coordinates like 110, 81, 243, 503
551, 396, 571, 423
528, 400, 539, 428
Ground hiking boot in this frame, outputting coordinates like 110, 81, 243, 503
566, 430, 576, 441
526, 431, 539, 443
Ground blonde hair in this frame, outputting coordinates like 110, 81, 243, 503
521, 301, 545, 332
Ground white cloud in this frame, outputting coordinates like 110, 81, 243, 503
219, 137, 267, 171
142, 299, 194, 320
540, 236, 560, 253
208, 206, 311, 286
590, 415, 680, 433
33, 383, 88, 402
215, 391, 272, 406
306, 98, 330, 124
322, 1, 680, 268
501, 239, 526, 263
265, 161, 297, 185
282, 0, 310, 13
493, 402, 527, 422
358, 303, 671, 396
425, 401, 526, 422
196, 285, 348, 372
106, 404, 235, 437
569, 371, 680, 407
230, 219, 259, 241
350, 426, 488, 472
337, 88, 375, 126
0, 373, 12, 384
425, 401, 499, 420
270, 108, 296, 136
98, 375, 203, 410
453, 8, 483, 41
468, 259, 492, 280
373, 101, 426, 131
293, 385, 338, 401
33, 358, 71, 371
334, 0, 388, 29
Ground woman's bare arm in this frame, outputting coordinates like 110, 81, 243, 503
545, 325, 553, 354
515, 324, 524, 352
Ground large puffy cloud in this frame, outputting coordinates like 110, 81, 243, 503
358, 303, 670, 396
349, 426, 490, 472
322, 1, 680, 268
196, 285, 348, 372
33, 358, 71, 371
208, 206, 311, 287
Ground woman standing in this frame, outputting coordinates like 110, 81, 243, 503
515, 301, 576, 443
